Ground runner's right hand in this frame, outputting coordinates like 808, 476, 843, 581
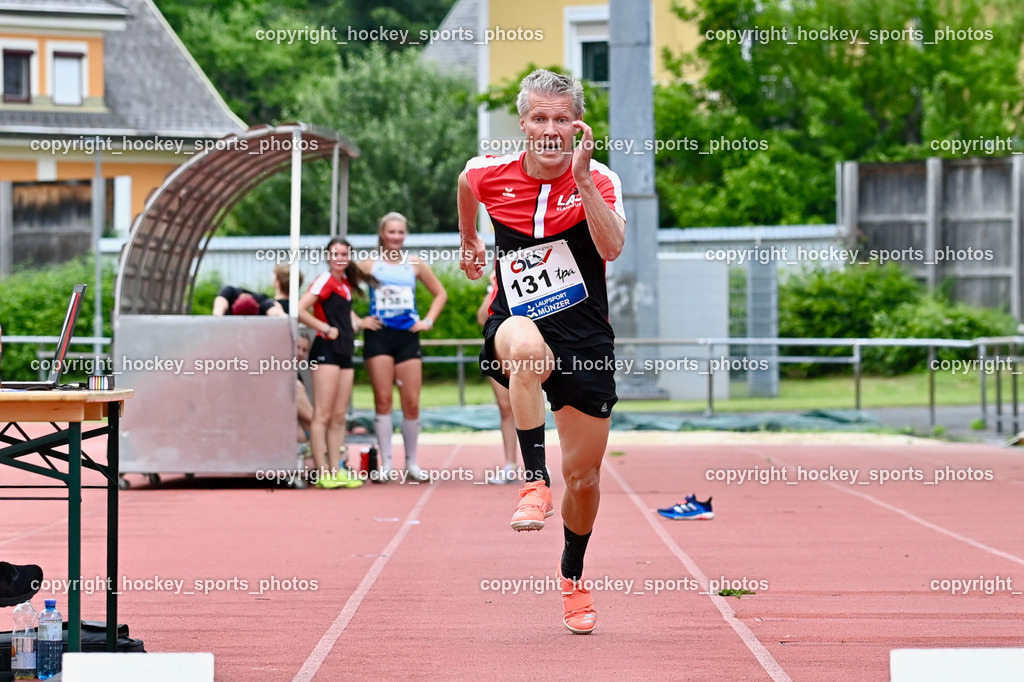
460, 233, 487, 280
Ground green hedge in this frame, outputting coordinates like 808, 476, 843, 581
779, 263, 1017, 376
865, 296, 1017, 374
8, 258, 1014, 384
191, 273, 225, 315
778, 263, 921, 376
0, 259, 490, 383
0, 257, 115, 382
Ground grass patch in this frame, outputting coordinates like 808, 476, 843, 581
718, 588, 755, 598
400, 370, 1000, 413
614, 371, 998, 413
351, 380, 496, 411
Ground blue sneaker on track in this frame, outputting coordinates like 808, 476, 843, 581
658, 495, 714, 520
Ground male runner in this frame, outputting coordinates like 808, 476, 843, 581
458, 69, 625, 634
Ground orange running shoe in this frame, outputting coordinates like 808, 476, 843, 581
559, 570, 597, 634
509, 480, 554, 531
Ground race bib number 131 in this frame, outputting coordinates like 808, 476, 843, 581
499, 239, 588, 320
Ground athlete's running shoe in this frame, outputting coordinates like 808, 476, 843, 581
510, 480, 554, 531
406, 464, 430, 483
657, 495, 714, 520
488, 464, 518, 485
333, 469, 364, 489
558, 569, 597, 634
315, 471, 344, 489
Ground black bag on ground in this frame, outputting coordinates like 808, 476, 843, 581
0, 620, 145, 678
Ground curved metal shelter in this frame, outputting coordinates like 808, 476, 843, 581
112, 123, 359, 479
115, 123, 359, 315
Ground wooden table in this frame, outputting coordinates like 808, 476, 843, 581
0, 388, 133, 652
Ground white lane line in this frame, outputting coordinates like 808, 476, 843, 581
293, 446, 461, 682
604, 463, 793, 682
770, 455, 1024, 568
837, 482, 1024, 566
0, 516, 77, 547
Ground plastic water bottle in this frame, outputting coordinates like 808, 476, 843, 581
10, 601, 37, 680
36, 599, 63, 680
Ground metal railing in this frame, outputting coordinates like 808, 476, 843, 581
5, 334, 1021, 430
974, 336, 1024, 434
626, 336, 979, 423
3, 335, 112, 381
417, 336, 1023, 429
358, 335, 1018, 429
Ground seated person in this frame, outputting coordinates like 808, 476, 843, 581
212, 285, 286, 316
0, 560, 43, 607
296, 332, 314, 451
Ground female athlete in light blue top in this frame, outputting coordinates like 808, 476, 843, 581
358, 212, 447, 482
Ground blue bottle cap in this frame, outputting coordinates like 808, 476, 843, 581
44, 599, 56, 608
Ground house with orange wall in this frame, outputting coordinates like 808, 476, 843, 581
0, 0, 243, 272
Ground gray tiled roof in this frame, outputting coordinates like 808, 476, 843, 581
0, 0, 244, 137
0, 0, 126, 14
421, 0, 477, 81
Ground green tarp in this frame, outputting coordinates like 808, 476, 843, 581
351, 407, 881, 433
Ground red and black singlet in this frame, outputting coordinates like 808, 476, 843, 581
465, 152, 625, 348
307, 272, 355, 356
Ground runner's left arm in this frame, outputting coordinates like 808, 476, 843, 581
572, 120, 625, 262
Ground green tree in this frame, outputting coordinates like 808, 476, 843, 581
156, 0, 457, 124
217, 167, 338, 236
155, 0, 474, 236
348, 0, 458, 51
867, 295, 1017, 374
157, 0, 343, 125
657, 0, 1024, 227
291, 45, 477, 234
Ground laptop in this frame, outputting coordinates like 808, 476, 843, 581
4, 284, 87, 390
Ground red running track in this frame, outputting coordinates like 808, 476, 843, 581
2, 430, 1023, 681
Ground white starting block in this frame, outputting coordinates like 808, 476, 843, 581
891, 648, 1024, 681
62, 652, 214, 681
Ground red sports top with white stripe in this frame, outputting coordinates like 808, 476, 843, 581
307, 271, 353, 337
464, 152, 625, 347
307, 271, 356, 355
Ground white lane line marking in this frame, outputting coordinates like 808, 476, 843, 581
771, 455, 1024, 568
605, 463, 793, 682
293, 446, 460, 682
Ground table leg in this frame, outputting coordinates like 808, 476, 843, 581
68, 422, 82, 652
106, 405, 120, 651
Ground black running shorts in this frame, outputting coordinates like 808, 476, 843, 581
362, 326, 422, 363
479, 317, 618, 419
310, 336, 354, 369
